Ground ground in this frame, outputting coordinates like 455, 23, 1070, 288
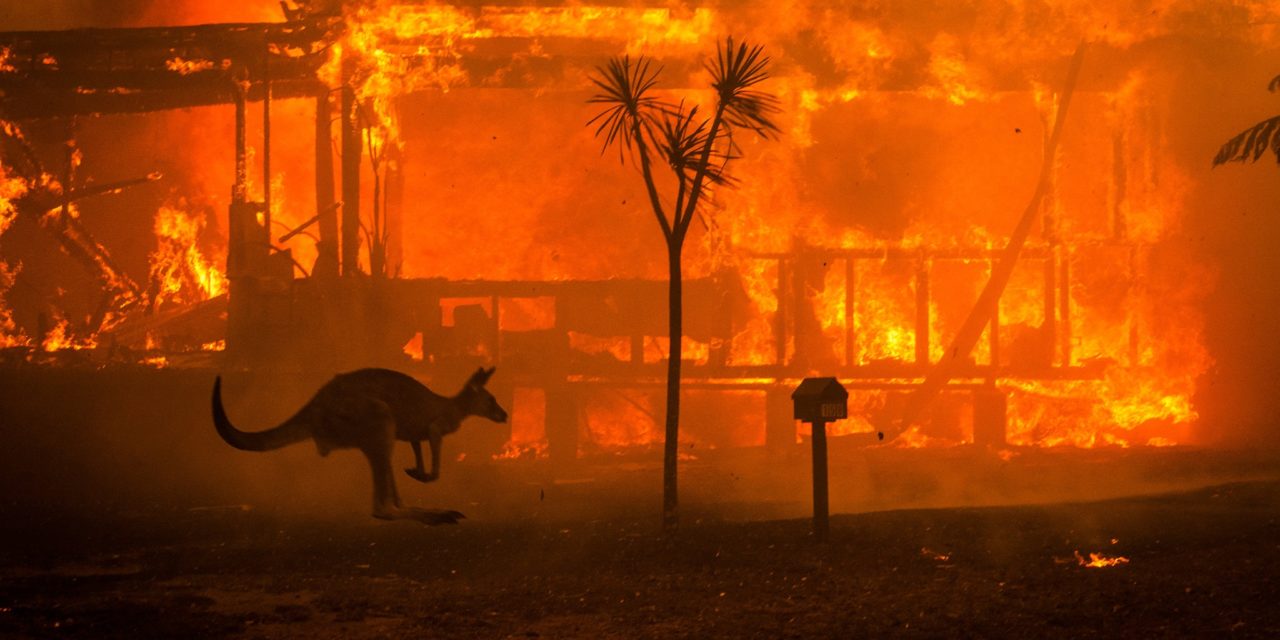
2, 480, 1278, 639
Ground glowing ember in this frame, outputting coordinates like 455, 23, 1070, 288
921, 547, 952, 562
141, 355, 170, 368
164, 56, 222, 75
1074, 550, 1130, 568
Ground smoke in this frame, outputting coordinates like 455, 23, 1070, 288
0, 0, 285, 30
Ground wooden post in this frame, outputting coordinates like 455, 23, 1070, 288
775, 257, 788, 366
989, 301, 1001, 368
262, 39, 272, 237
811, 418, 829, 542
844, 257, 856, 367
314, 91, 338, 273
1058, 247, 1071, 367
229, 74, 247, 276
386, 143, 404, 277
1044, 255, 1056, 366
340, 54, 361, 276
915, 258, 930, 367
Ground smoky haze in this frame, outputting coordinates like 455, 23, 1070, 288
0, 0, 1278, 526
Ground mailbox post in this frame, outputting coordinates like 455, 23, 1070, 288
792, 377, 848, 542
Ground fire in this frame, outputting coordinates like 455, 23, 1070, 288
921, 547, 952, 562
923, 34, 986, 106
41, 315, 95, 352
1074, 550, 1129, 569
2, 0, 1265, 457
0, 262, 27, 348
149, 203, 227, 308
164, 57, 223, 75
493, 387, 548, 461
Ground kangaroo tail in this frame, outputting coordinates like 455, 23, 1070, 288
212, 376, 311, 452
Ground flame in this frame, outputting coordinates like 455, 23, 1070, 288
1074, 550, 1129, 568
0, 262, 28, 348
0, 1, 1250, 455
321, 1, 474, 149
923, 34, 986, 106
921, 547, 952, 562
493, 387, 548, 460
41, 315, 96, 352
149, 202, 227, 308
0, 171, 26, 237
403, 332, 424, 361
142, 355, 170, 368
164, 57, 223, 75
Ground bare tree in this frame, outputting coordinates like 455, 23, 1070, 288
1214, 75, 1280, 167
588, 38, 778, 529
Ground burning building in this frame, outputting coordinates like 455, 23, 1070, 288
1, 0, 1278, 468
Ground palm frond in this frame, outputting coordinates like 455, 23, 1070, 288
1213, 115, 1280, 166
654, 102, 734, 186
707, 38, 781, 139
587, 56, 666, 161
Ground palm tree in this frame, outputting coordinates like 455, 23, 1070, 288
1213, 75, 1280, 167
588, 38, 779, 530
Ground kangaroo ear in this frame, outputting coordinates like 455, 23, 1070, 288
468, 367, 495, 388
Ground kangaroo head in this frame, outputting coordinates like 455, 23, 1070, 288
463, 366, 508, 423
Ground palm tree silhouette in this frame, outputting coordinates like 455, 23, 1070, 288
588, 38, 779, 530
1214, 75, 1280, 167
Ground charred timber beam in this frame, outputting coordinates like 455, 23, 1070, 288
56, 173, 162, 204
914, 258, 930, 367
0, 57, 322, 92
262, 40, 272, 237
0, 80, 326, 120
747, 246, 1061, 261
314, 92, 339, 274
340, 51, 361, 276
278, 202, 341, 244
0, 20, 335, 66
844, 258, 856, 367
34, 207, 142, 309
890, 43, 1088, 438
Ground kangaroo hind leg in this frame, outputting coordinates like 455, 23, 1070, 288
360, 402, 463, 525
359, 400, 402, 519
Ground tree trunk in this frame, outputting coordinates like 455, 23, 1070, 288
663, 239, 682, 530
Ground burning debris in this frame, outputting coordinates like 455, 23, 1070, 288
1073, 550, 1130, 569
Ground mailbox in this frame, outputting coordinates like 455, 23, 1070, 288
791, 377, 848, 422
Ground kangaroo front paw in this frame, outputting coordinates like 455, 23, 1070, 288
404, 468, 435, 483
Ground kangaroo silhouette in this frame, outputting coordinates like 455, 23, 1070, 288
212, 367, 508, 524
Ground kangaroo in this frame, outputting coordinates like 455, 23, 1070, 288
212, 367, 508, 524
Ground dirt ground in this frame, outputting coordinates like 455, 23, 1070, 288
0, 370, 1277, 637
2, 479, 1278, 639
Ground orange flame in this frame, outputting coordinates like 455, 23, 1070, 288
164, 56, 224, 75
149, 202, 227, 308
1074, 550, 1129, 568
